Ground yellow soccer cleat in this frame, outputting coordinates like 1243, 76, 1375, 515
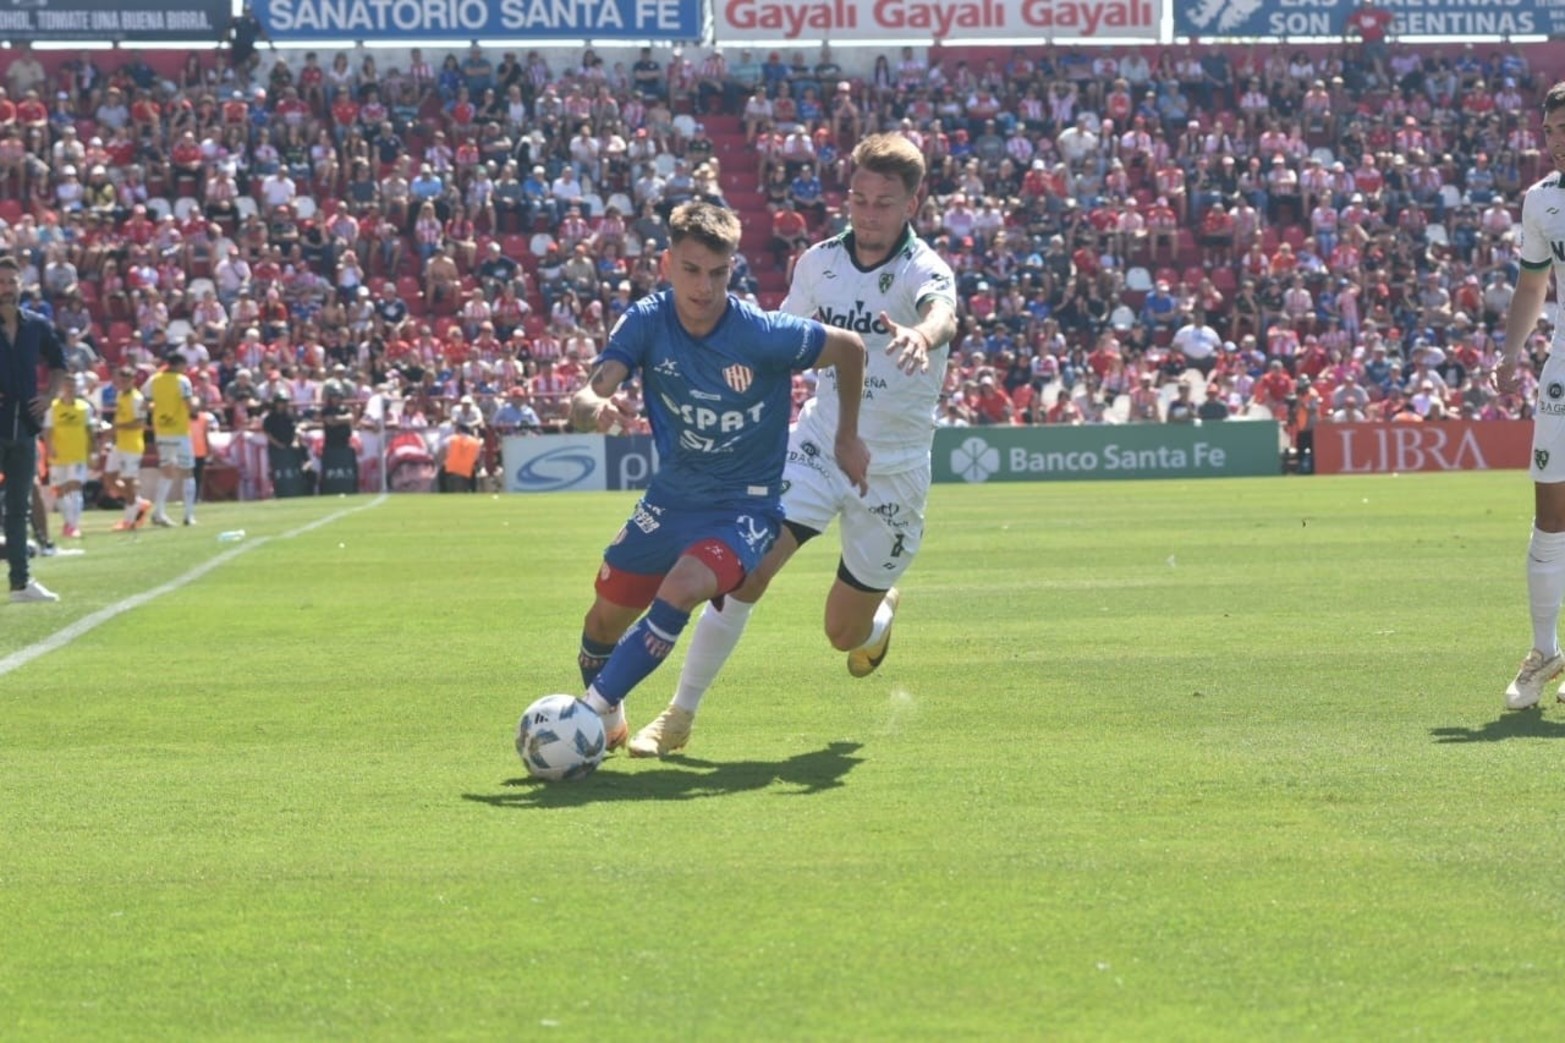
847, 587, 901, 678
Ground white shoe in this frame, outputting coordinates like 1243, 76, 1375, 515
10, 579, 59, 603
151, 515, 174, 528
628, 706, 695, 758
1505, 649, 1565, 710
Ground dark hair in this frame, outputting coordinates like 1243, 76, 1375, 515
1545, 81, 1565, 116
0, 255, 19, 274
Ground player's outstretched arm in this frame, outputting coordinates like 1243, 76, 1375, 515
1497, 265, 1549, 396
816, 327, 869, 495
879, 300, 958, 376
570, 359, 635, 433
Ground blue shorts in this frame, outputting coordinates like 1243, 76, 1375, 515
598, 491, 782, 606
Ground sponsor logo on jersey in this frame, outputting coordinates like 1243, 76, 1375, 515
816, 302, 890, 336
1549, 382, 1563, 400
723, 364, 753, 393
655, 357, 681, 377
631, 501, 663, 533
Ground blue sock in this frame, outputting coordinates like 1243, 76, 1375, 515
589, 599, 691, 706
578, 635, 617, 688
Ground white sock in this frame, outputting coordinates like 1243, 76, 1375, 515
155, 476, 172, 515
182, 478, 197, 520
852, 597, 896, 652
66, 490, 81, 527
672, 598, 755, 713
123, 492, 139, 522
1529, 527, 1565, 657
582, 687, 625, 730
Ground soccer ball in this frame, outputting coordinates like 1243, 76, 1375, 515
516, 694, 607, 782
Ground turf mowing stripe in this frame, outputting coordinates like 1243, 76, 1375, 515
0, 493, 387, 678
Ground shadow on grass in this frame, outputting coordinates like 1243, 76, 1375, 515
461, 741, 865, 807
1430, 710, 1565, 743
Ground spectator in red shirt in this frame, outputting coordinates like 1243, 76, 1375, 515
973, 374, 1013, 425
1253, 359, 1296, 419
1345, 0, 1395, 84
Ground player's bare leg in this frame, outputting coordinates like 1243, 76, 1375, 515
837, 580, 900, 678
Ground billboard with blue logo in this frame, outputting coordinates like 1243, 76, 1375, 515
257, 0, 700, 42
1177, 0, 1559, 39
503, 434, 659, 494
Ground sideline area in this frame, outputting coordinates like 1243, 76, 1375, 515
0, 493, 386, 679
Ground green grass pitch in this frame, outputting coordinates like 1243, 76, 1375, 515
4, 472, 1564, 1041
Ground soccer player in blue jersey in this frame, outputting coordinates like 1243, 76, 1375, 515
568, 201, 869, 748
634, 133, 956, 757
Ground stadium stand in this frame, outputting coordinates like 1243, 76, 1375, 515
0, 37, 1559, 495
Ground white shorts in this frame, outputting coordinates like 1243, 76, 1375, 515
156, 436, 194, 470
105, 449, 144, 477
780, 429, 929, 589
1534, 352, 1565, 482
48, 462, 87, 487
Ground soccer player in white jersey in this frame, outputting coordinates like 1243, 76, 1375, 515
1500, 82, 1565, 709
632, 133, 958, 756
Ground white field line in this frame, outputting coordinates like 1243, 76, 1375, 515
0, 494, 387, 679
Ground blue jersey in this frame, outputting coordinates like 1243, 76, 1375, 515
603, 291, 824, 511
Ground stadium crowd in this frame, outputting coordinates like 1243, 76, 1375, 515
0, 33, 1556, 490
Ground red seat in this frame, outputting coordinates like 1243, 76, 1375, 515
501, 234, 530, 260
0, 199, 23, 226
1211, 267, 1238, 294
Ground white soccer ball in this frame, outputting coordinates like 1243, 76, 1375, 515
516, 694, 607, 782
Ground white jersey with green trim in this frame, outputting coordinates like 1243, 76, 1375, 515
781, 225, 958, 475
1520, 170, 1565, 356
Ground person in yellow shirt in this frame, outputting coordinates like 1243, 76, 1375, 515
147, 352, 197, 527
43, 378, 94, 540
106, 366, 151, 531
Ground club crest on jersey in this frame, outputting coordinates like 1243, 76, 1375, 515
1539, 449, 1551, 471
1551, 383, 1564, 401
879, 272, 894, 294
723, 364, 753, 393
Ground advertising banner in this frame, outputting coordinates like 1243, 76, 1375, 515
1177, 0, 1558, 41
257, 0, 700, 42
1313, 421, 1530, 475
717, 0, 1158, 41
503, 433, 659, 494
0, 0, 226, 41
932, 421, 1280, 484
